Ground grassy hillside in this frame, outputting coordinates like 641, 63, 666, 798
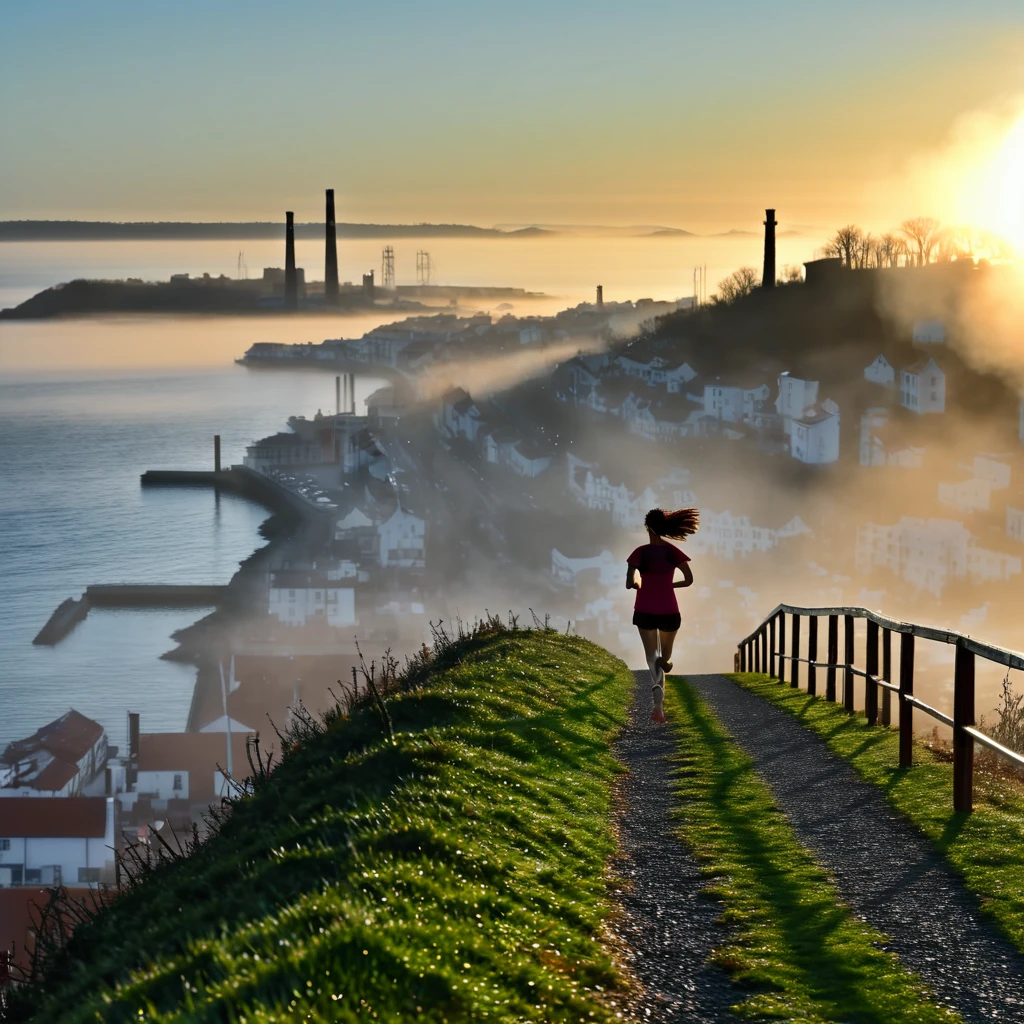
10, 627, 632, 1023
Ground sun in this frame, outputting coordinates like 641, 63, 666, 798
963, 107, 1024, 257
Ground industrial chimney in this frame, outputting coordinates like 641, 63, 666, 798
325, 189, 339, 304
596, 284, 604, 309
762, 208, 777, 289
285, 211, 298, 309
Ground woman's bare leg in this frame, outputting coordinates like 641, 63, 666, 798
638, 627, 666, 721
657, 629, 679, 673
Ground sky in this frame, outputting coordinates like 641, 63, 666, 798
2, 0, 1023, 231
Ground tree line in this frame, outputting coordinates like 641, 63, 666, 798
819, 217, 1009, 269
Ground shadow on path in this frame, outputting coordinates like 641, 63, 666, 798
689, 673, 1024, 1024
610, 671, 738, 1023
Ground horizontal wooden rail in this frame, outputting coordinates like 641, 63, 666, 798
736, 604, 1024, 814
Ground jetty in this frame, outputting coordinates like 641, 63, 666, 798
33, 585, 228, 646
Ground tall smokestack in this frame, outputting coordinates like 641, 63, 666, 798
596, 285, 603, 309
324, 189, 339, 304
762, 208, 777, 289
285, 211, 297, 309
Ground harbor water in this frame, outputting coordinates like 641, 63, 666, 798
0, 363, 385, 751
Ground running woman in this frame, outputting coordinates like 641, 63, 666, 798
625, 507, 698, 722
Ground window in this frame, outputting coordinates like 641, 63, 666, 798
77, 867, 101, 884
289, 589, 296, 600
0, 839, 9, 851
25, 869, 41, 883
172, 774, 183, 792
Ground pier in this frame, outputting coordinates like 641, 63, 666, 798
33, 585, 227, 646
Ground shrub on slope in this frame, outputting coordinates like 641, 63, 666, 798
9, 628, 632, 1023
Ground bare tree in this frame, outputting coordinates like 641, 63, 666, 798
777, 264, 803, 285
822, 224, 867, 269
874, 233, 906, 268
714, 266, 760, 304
900, 217, 941, 266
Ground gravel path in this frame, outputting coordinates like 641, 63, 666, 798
609, 671, 738, 1023
687, 673, 1024, 1023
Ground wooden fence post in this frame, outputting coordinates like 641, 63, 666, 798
865, 618, 879, 726
769, 615, 777, 679
899, 632, 914, 768
807, 615, 818, 696
739, 643, 746, 672
953, 641, 976, 814
761, 625, 768, 675
844, 614, 855, 713
778, 612, 787, 685
826, 614, 838, 702
881, 628, 892, 727
791, 614, 801, 688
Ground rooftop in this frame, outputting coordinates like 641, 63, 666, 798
2, 709, 104, 767
0, 796, 109, 838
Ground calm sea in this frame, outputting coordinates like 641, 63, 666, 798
0, 228, 827, 750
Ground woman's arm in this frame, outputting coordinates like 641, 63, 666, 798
673, 562, 694, 588
626, 565, 639, 590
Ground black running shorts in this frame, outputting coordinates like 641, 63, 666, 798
632, 611, 682, 631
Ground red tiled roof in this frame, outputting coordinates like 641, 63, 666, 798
2, 709, 104, 767
0, 797, 108, 838
30, 758, 80, 793
137, 733, 255, 802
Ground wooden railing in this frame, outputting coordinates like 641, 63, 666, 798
735, 604, 1024, 813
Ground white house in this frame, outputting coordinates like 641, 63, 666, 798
859, 408, 889, 467
1, 711, 107, 797
937, 478, 993, 515
743, 384, 772, 419
616, 354, 697, 393
703, 385, 745, 423
900, 358, 945, 414
971, 454, 1011, 490
864, 354, 895, 387
776, 374, 819, 435
551, 548, 620, 587
856, 516, 1021, 597
688, 510, 811, 561
440, 389, 485, 443
791, 401, 840, 464
378, 508, 426, 568
505, 439, 552, 479
268, 568, 357, 628
913, 320, 946, 344
0, 797, 115, 887
1007, 504, 1024, 543
125, 732, 255, 810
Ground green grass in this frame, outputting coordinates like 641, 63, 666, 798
667, 676, 962, 1024
12, 630, 632, 1023
729, 672, 1024, 954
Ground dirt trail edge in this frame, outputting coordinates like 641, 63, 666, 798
687, 673, 1024, 1024
610, 671, 738, 1023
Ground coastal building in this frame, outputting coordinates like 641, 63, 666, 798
775, 373, 819, 435
0, 797, 115, 887
703, 385, 744, 423
790, 401, 840, 464
378, 508, 426, 569
912, 320, 946, 344
864, 354, 895, 387
0, 710, 107, 797
855, 516, 1021, 596
614, 353, 697, 393
551, 548, 620, 588
505, 439, 552, 478
900, 357, 945, 414
243, 432, 324, 470
126, 732, 255, 810
268, 567, 357, 628
688, 510, 811, 561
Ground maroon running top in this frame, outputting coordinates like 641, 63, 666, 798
627, 543, 690, 615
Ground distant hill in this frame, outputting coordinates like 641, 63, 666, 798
647, 228, 697, 237
0, 221, 548, 242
